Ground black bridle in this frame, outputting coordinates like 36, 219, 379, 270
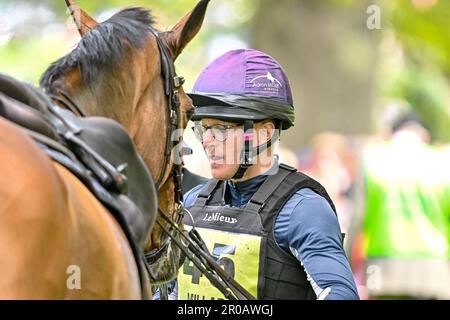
145, 31, 255, 300
150, 29, 184, 199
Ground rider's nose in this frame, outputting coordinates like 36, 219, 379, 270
202, 129, 214, 147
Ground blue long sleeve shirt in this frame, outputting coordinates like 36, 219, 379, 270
183, 173, 359, 300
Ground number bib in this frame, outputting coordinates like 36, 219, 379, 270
178, 226, 262, 300
178, 167, 335, 300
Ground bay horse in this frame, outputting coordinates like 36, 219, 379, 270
0, 0, 210, 299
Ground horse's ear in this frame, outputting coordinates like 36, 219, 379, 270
65, 0, 98, 36
161, 0, 210, 61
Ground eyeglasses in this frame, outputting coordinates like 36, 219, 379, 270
192, 123, 242, 142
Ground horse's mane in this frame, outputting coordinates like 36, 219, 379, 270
40, 7, 156, 90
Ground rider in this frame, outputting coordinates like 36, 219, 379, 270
175, 49, 359, 300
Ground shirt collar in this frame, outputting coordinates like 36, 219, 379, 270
226, 156, 279, 207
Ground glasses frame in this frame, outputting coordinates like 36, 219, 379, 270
191, 122, 243, 142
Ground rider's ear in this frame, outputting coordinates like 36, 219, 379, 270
65, 0, 98, 37
260, 121, 276, 143
160, 0, 210, 61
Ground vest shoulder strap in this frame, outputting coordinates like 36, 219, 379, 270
194, 178, 221, 206
245, 163, 297, 213
238, 163, 337, 232
258, 169, 338, 233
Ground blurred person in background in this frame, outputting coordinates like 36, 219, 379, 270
348, 106, 450, 299
299, 132, 359, 235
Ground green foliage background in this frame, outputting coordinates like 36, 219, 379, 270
0, 0, 256, 88
1, 0, 449, 141
378, 0, 450, 142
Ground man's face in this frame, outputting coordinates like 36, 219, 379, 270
197, 118, 244, 180
196, 118, 277, 180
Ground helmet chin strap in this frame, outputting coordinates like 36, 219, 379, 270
231, 120, 278, 180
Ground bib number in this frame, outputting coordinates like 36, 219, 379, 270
183, 243, 236, 284
178, 227, 261, 300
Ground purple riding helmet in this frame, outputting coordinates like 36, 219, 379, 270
189, 49, 295, 130
188, 49, 295, 178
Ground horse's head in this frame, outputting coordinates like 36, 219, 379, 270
40, 0, 210, 283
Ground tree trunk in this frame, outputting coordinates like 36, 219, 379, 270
251, 0, 380, 148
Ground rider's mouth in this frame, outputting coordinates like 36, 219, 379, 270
208, 155, 224, 165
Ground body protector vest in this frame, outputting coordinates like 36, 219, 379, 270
178, 163, 338, 300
